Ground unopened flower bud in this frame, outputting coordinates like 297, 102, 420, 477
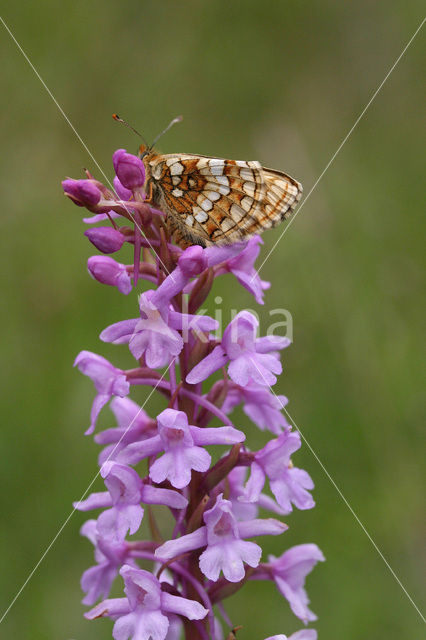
112, 149, 145, 190
178, 245, 208, 277
85, 227, 125, 254
87, 256, 132, 294
62, 179, 102, 207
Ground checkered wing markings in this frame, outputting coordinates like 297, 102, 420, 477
155, 155, 267, 244
147, 155, 303, 245
244, 168, 303, 235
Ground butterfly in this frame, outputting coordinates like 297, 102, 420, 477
114, 115, 302, 248
141, 151, 302, 248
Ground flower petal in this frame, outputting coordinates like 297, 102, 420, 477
186, 345, 227, 384
85, 597, 130, 619
237, 518, 288, 538
87, 393, 110, 435
243, 461, 266, 503
155, 527, 208, 562
289, 631, 317, 640
198, 544, 224, 582
223, 539, 262, 581
117, 435, 163, 465
74, 491, 112, 511
255, 335, 291, 353
141, 485, 188, 509
97, 505, 144, 541
190, 425, 245, 446
161, 592, 208, 621
100, 319, 139, 344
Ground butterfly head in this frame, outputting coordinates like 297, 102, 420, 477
113, 114, 183, 159
138, 144, 150, 160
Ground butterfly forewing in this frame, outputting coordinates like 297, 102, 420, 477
143, 152, 302, 247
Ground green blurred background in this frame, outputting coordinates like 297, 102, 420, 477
0, 2, 424, 638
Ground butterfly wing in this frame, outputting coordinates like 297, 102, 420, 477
243, 167, 303, 237
144, 153, 302, 246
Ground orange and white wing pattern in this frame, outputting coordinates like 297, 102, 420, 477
143, 152, 302, 247
248, 167, 302, 235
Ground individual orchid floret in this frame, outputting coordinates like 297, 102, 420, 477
62, 178, 102, 208
80, 519, 130, 606
100, 291, 183, 368
113, 149, 146, 190
155, 494, 287, 582
100, 290, 218, 369
75, 462, 187, 541
222, 381, 290, 434
199, 495, 283, 583
87, 255, 132, 295
186, 311, 290, 386
221, 467, 285, 521
118, 408, 245, 489
266, 544, 325, 623
85, 226, 126, 254
85, 564, 208, 640
95, 397, 156, 465
243, 431, 315, 514
219, 467, 259, 521
265, 632, 317, 640
214, 236, 270, 304
74, 351, 130, 435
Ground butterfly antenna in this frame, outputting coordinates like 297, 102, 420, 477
112, 113, 150, 148
150, 115, 183, 150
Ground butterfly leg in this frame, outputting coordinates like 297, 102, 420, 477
143, 178, 154, 204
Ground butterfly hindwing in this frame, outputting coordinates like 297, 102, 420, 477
243, 168, 303, 237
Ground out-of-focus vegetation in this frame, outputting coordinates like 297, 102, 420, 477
0, 2, 424, 638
